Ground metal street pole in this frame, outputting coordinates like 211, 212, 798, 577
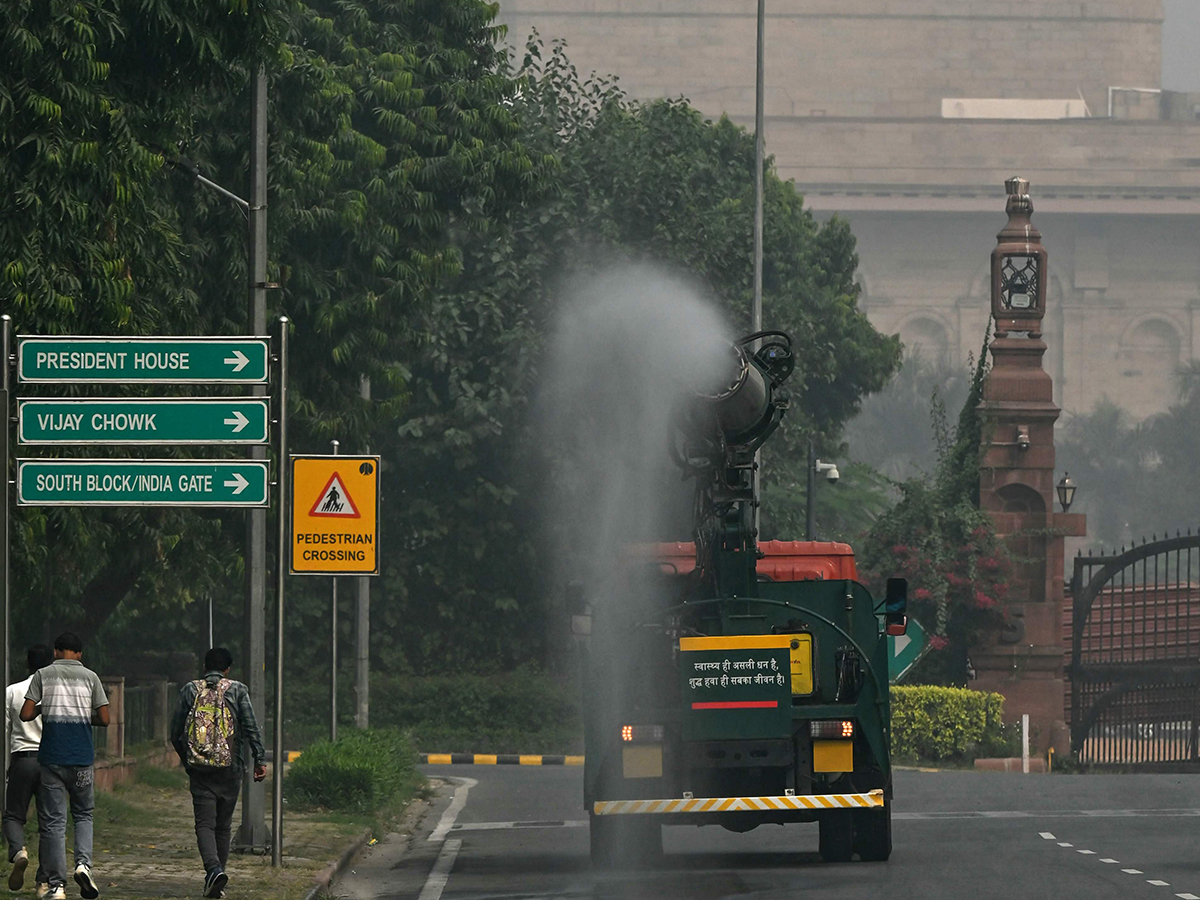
752, 0, 766, 538
271, 316, 289, 868
355, 378, 370, 729
1, 315, 11, 813
806, 439, 815, 542
237, 61, 270, 853
329, 439, 339, 743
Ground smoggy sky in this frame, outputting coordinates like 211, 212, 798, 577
1163, 0, 1200, 91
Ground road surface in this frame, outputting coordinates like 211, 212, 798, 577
335, 764, 1200, 900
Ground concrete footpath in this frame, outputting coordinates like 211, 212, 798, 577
6, 765, 373, 900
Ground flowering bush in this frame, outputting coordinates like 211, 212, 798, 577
859, 329, 1012, 684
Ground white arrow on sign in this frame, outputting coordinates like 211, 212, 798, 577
223, 410, 250, 433
893, 633, 911, 656
224, 350, 250, 372
223, 473, 250, 495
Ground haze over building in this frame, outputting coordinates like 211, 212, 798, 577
498, 1, 1200, 420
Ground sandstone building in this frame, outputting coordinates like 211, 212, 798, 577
497, 1, 1200, 420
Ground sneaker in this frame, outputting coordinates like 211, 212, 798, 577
35, 884, 49, 900
9, 849, 28, 891
72, 866, 98, 900
46, 888, 65, 900
202, 870, 227, 899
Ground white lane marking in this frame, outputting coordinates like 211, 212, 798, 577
1175, 893, 1200, 899
451, 820, 589, 832
1077, 850, 1097, 855
1124, 869, 1145, 875
1100, 859, 1120, 864
1039, 832, 1056, 840
429, 778, 477, 843
1058, 842, 1074, 847
416, 838, 462, 900
1148, 881, 1171, 887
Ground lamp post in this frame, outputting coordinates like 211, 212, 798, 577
991, 177, 1048, 338
1056, 473, 1076, 513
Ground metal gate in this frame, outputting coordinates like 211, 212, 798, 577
1068, 533, 1200, 768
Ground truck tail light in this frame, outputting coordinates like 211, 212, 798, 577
621, 724, 664, 743
810, 720, 854, 739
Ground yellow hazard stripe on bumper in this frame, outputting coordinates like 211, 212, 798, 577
592, 789, 884, 816
419, 753, 585, 766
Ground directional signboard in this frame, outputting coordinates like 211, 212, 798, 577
887, 617, 928, 684
291, 455, 380, 575
18, 399, 269, 445
17, 459, 270, 507
17, 337, 269, 384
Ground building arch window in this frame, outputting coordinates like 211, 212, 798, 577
996, 482, 1045, 515
897, 315, 952, 365
1119, 317, 1183, 416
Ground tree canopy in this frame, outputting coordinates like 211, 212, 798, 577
1, 9, 900, 679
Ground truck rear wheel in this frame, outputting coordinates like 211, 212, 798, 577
853, 802, 892, 861
818, 810, 854, 863
589, 815, 662, 869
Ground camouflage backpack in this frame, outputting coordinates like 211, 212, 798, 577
185, 678, 236, 769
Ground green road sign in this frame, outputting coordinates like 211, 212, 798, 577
888, 617, 928, 684
17, 459, 270, 507
18, 399, 269, 445
17, 337, 269, 384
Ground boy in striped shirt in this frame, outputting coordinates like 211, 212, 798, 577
20, 633, 109, 900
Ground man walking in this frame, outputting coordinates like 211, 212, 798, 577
5, 644, 53, 896
170, 648, 266, 898
20, 633, 108, 900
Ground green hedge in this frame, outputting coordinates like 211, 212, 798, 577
890, 685, 1017, 762
369, 672, 583, 754
287, 728, 418, 812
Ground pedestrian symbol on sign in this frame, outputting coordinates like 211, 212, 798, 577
308, 473, 360, 518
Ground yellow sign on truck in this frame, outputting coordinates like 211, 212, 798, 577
290, 454, 380, 575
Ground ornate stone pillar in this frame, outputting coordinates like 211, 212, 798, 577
973, 178, 1086, 754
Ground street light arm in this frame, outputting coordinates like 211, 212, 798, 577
194, 172, 250, 211
166, 156, 250, 210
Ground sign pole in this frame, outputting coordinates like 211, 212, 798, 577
329, 439, 338, 744
239, 59, 271, 855
355, 379, 370, 729
1, 315, 11, 814
271, 316, 288, 868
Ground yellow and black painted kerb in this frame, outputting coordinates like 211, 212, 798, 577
420, 753, 585, 766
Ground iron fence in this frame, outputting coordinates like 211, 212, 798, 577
1068, 532, 1200, 768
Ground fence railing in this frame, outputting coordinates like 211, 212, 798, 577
92, 678, 176, 759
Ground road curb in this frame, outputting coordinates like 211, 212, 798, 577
303, 827, 372, 900
420, 753, 584, 766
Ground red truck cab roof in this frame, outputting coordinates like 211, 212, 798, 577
625, 540, 858, 582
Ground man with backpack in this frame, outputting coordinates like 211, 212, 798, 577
170, 648, 266, 898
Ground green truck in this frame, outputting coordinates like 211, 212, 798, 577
575, 331, 907, 866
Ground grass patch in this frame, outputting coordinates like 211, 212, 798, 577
287, 729, 420, 813
136, 764, 189, 791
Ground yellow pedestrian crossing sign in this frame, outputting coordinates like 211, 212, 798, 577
290, 454, 380, 575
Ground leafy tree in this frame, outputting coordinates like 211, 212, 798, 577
0, 0, 287, 659
375, 36, 901, 673
844, 353, 970, 481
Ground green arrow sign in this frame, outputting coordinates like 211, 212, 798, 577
17, 459, 270, 507
18, 399, 269, 445
17, 337, 269, 384
887, 617, 928, 684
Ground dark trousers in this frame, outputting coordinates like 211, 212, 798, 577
188, 768, 242, 874
3, 754, 46, 881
